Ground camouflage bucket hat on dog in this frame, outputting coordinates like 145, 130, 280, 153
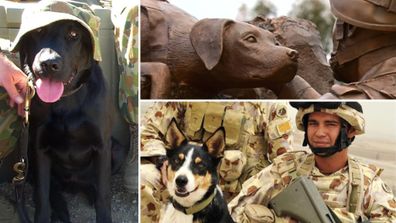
11, 0, 102, 61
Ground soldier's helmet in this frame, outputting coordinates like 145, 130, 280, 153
291, 102, 365, 135
330, 0, 396, 31
10, 0, 102, 61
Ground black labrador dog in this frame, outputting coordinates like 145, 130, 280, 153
18, 20, 113, 223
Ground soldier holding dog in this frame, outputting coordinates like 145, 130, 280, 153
140, 102, 294, 222
228, 102, 396, 222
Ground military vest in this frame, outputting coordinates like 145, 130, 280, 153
184, 102, 268, 198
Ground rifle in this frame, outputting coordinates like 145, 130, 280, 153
269, 176, 342, 223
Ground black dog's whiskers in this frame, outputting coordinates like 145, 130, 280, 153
63, 70, 76, 86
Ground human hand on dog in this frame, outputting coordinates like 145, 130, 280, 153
161, 160, 168, 186
148, 155, 169, 186
0, 53, 28, 114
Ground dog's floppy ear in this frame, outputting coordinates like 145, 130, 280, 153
165, 118, 187, 149
191, 18, 234, 70
204, 127, 226, 158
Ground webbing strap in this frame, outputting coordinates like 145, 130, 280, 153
348, 158, 363, 215
296, 154, 315, 177
13, 124, 31, 223
12, 63, 35, 223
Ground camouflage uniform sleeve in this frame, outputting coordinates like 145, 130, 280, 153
112, 0, 139, 124
0, 50, 22, 161
364, 176, 396, 222
228, 164, 293, 222
331, 171, 396, 222
140, 102, 186, 157
0, 88, 21, 161
330, 58, 396, 99
263, 102, 294, 161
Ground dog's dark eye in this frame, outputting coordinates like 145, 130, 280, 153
195, 163, 207, 174
245, 35, 257, 43
68, 30, 79, 40
174, 158, 181, 165
274, 40, 281, 46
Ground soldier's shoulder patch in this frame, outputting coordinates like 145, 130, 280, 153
276, 120, 292, 135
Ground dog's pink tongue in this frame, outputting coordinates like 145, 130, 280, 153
35, 78, 64, 103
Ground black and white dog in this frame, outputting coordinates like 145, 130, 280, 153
161, 119, 234, 223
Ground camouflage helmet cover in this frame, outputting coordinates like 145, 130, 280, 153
10, 0, 102, 61
294, 102, 365, 135
330, 0, 396, 31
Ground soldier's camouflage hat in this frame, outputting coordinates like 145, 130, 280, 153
291, 102, 365, 135
330, 0, 396, 31
10, 0, 102, 61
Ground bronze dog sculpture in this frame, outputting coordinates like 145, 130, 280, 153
141, 0, 299, 99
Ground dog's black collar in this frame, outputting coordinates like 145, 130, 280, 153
171, 188, 217, 215
61, 83, 85, 98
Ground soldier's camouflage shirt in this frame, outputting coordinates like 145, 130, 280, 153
112, 0, 139, 124
228, 151, 396, 223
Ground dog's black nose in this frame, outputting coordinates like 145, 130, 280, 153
40, 60, 60, 72
38, 48, 63, 73
175, 175, 188, 187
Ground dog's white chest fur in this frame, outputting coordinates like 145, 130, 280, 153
161, 203, 201, 223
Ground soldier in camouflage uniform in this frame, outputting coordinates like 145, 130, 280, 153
111, 0, 139, 193
323, 0, 396, 99
228, 102, 396, 222
140, 102, 294, 223
0, 52, 25, 168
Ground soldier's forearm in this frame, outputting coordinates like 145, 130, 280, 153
276, 75, 321, 99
